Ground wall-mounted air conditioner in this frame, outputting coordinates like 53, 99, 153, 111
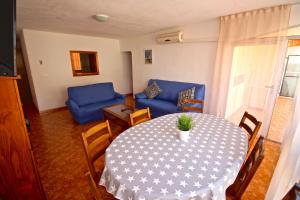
156, 31, 183, 44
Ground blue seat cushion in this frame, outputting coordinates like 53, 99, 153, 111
79, 98, 123, 115
137, 99, 178, 113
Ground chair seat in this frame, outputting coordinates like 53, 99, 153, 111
80, 99, 123, 113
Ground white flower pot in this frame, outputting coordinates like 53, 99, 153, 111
178, 130, 190, 142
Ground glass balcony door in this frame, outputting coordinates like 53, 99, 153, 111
280, 55, 300, 98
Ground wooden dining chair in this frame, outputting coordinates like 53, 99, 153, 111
129, 107, 151, 126
239, 112, 262, 148
85, 171, 102, 200
81, 120, 113, 199
226, 136, 265, 200
181, 99, 204, 113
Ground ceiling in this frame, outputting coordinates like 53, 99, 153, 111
17, 0, 300, 38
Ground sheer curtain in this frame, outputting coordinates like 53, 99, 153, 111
209, 5, 291, 136
266, 72, 300, 199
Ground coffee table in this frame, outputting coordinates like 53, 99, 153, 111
103, 104, 135, 128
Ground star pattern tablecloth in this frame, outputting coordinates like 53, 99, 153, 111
99, 113, 248, 200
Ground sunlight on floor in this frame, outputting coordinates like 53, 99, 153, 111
226, 106, 264, 126
226, 96, 293, 143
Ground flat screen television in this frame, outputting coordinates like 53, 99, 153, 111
0, 0, 16, 76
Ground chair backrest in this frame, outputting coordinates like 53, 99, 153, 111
239, 112, 262, 146
226, 136, 265, 199
130, 108, 151, 126
85, 171, 102, 200
182, 99, 204, 113
81, 120, 112, 181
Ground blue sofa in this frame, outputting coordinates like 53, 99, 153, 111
135, 79, 205, 118
66, 82, 125, 124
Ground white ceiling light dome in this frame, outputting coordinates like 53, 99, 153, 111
94, 14, 109, 22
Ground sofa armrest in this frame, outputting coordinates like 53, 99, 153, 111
135, 92, 147, 99
66, 99, 80, 113
115, 92, 126, 100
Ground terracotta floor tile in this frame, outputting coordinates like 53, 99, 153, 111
241, 140, 280, 200
267, 96, 293, 143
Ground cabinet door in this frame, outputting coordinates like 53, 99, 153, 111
0, 77, 45, 200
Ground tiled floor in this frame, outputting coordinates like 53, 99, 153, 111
27, 106, 96, 200
267, 96, 293, 143
25, 98, 281, 200
241, 140, 280, 200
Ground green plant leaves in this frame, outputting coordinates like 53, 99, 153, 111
177, 114, 193, 131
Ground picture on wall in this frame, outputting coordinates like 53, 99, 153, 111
144, 49, 152, 64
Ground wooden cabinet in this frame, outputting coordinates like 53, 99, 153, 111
0, 76, 45, 200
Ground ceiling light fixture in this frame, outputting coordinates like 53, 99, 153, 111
94, 14, 109, 22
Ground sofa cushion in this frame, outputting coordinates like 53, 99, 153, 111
144, 81, 162, 99
177, 87, 196, 107
68, 82, 115, 106
137, 98, 178, 113
148, 79, 204, 103
135, 92, 147, 99
80, 98, 124, 114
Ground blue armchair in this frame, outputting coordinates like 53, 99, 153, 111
66, 82, 125, 124
135, 79, 205, 118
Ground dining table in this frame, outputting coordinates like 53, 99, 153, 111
99, 113, 248, 200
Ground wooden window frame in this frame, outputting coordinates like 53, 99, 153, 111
288, 39, 300, 47
70, 50, 100, 77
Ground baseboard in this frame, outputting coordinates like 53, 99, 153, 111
264, 137, 282, 145
39, 106, 68, 115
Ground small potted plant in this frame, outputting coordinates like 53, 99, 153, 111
177, 114, 193, 141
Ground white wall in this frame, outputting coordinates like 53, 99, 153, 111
21, 29, 132, 111
287, 45, 300, 55
289, 4, 300, 28
120, 19, 219, 112
121, 52, 133, 93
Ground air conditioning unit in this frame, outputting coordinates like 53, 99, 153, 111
156, 31, 183, 44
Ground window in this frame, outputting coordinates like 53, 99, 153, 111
70, 51, 99, 76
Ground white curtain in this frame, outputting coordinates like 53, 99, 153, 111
266, 76, 300, 199
209, 5, 291, 136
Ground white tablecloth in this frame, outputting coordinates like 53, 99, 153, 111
100, 113, 248, 200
